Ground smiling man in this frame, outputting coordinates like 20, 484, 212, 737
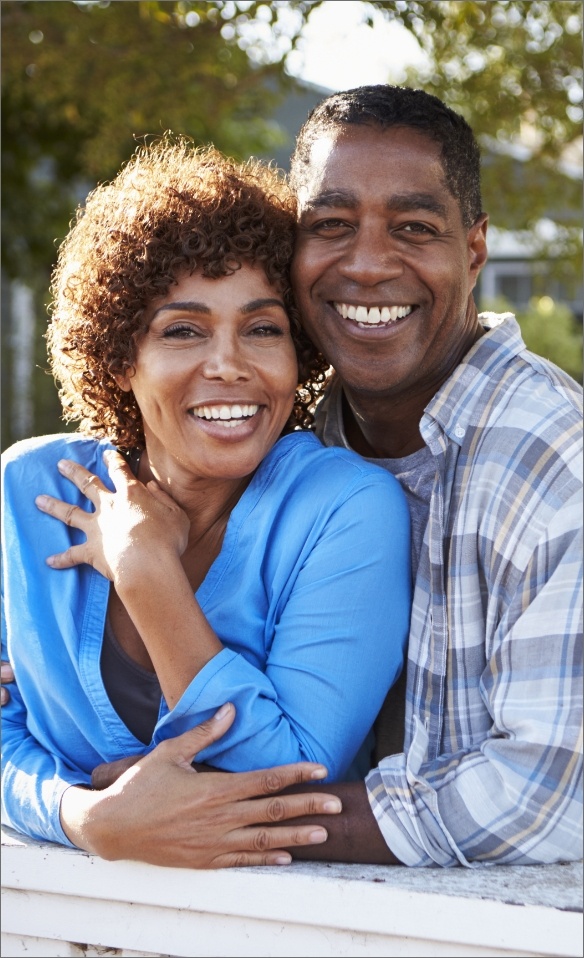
282, 85, 583, 867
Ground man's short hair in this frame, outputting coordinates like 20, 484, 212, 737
290, 85, 483, 228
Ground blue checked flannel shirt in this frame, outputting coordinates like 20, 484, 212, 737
316, 313, 583, 867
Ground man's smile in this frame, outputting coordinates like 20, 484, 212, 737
333, 302, 414, 327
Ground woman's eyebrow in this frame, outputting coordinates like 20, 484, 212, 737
240, 298, 286, 314
152, 301, 210, 318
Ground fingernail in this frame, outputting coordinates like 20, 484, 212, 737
35, 495, 49, 508
46, 556, 57, 567
214, 702, 233, 721
308, 828, 328, 844
310, 767, 328, 779
273, 854, 291, 865
323, 800, 342, 813
1, 664, 14, 681
57, 459, 69, 472
0, 689, 7, 705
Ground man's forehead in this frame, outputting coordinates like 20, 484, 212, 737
296, 125, 447, 208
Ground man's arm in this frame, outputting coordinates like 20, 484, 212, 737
281, 780, 402, 864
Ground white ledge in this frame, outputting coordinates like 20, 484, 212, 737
2, 826, 582, 958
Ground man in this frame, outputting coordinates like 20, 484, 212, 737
2, 86, 582, 867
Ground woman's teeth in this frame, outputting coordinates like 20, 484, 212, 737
190, 403, 259, 427
334, 303, 413, 326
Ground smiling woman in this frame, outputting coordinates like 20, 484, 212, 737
1, 138, 411, 869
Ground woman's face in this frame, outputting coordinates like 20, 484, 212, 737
118, 265, 298, 482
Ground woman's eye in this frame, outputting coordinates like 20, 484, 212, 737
250, 323, 284, 338
162, 324, 202, 339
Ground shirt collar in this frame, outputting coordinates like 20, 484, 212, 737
421, 312, 522, 447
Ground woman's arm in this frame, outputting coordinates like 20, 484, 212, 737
1, 663, 343, 867
37, 453, 411, 781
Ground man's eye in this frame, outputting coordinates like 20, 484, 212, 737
400, 223, 435, 235
312, 218, 351, 232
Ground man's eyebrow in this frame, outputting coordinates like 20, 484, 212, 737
152, 301, 210, 318
301, 190, 449, 218
387, 193, 449, 217
301, 190, 359, 212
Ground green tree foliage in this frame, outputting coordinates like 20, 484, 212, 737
1, 0, 308, 282
1, 0, 310, 447
482, 296, 583, 382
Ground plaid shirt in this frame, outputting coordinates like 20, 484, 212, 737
316, 313, 583, 867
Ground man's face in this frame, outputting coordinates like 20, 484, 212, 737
291, 124, 488, 402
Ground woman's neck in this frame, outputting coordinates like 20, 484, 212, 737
136, 449, 252, 567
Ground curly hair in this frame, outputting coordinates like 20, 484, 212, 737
48, 137, 330, 450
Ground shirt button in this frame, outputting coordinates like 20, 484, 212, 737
454, 425, 465, 438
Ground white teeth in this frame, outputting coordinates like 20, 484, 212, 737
191, 403, 259, 422
334, 303, 413, 326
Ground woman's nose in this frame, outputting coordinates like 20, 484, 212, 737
201, 338, 251, 382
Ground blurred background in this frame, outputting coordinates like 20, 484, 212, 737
2, 0, 582, 450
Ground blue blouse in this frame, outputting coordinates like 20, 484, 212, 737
1, 431, 411, 847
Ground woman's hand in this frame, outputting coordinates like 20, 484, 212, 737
1, 661, 14, 706
35, 452, 190, 583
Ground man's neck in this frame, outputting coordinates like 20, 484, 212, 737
341, 316, 486, 460
342, 390, 427, 459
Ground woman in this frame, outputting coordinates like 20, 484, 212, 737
1, 139, 411, 862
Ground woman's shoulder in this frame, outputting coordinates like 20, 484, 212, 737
2, 433, 113, 478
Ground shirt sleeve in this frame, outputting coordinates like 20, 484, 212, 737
153, 472, 412, 782
366, 487, 583, 866
1, 598, 91, 847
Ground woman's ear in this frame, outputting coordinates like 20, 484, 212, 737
113, 367, 134, 393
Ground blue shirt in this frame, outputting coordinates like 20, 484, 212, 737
1, 430, 411, 847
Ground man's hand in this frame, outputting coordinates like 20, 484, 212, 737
61, 703, 342, 869
1, 661, 14, 705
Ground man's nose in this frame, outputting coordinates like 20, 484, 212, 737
201, 336, 252, 383
339, 225, 403, 286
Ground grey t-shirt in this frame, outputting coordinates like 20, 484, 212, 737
315, 377, 435, 582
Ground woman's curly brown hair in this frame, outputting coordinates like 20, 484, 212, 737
48, 137, 330, 451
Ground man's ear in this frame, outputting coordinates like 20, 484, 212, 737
113, 367, 134, 393
468, 212, 488, 289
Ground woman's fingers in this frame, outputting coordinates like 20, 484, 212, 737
57, 458, 109, 501
103, 449, 138, 489
35, 494, 92, 532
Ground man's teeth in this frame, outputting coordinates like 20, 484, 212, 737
191, 403, 259, 426
334, 303, 413, 326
